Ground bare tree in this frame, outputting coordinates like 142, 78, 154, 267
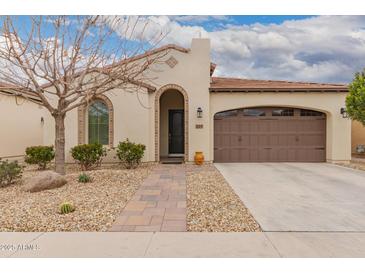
0, 16, 167, 174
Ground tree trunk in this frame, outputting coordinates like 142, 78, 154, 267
54, 114, 66, 175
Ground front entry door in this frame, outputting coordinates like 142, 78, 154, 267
168, 109, 184, 155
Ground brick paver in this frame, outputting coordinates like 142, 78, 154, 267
109, 164, 187, 232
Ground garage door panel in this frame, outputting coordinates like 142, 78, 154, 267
258, 121, 270, 132
278, 121, 288, 131
215, 120, 224, 132
214, 107, 326, 163
249, 122, 259, 132
249, 135, 258, 146
258, 149, 270, 162
287, 135, 297, 146
272, 120, 281, 131
230, 120, 240, 131
287, 149, 297, 161
296, 148, 321, 162
230, 135, 239, 146
216, 149, 230, 162
290, 120, 299, 131
269, 135, 279, 146
241, 136, 250, 146
249, 149, 259, 162
222, 121, 230, 132
230, 148, 242, 162
296, 149, 307, 161
258, 135, 268, 146
240, 121, 250, 131
221, 135, 230, 146
239, 149, 250, 161
269, 148, 278, 161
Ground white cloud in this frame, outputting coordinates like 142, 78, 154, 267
4, 16, 363, 85
113, 15, 365, 83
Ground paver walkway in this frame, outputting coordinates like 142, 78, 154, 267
109, 164, 187, 232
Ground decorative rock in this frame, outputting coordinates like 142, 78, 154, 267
0, 164, 153, 232
186, 164, 262, 232
23, 171, 68, 192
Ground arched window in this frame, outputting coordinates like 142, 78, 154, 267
88, 100, 109, 145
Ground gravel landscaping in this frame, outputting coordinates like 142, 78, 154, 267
336, 160, 365, 172
0, 163, 154, 232
186, 164, 261, 232
1, 162, 261, 232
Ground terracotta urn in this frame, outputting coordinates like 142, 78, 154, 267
194, 151, 204, 165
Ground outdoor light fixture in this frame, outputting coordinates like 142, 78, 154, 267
197, 107, 203, 118
340, 107, 348, 118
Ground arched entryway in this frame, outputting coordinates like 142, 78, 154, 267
155, 84, 189, 162
214, 106, 326, 162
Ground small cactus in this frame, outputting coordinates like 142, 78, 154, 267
60, 202, 75, 214
78, 173, 91, 183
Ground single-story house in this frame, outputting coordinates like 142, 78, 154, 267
0, 38, 357, 163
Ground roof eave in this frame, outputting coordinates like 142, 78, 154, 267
209, 88, 348, 92
0, 88, 43, 103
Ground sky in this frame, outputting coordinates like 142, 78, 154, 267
142, 15, 365, 84
2, 15, 365, 84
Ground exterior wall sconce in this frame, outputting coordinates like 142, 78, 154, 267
41, 117, 44, 123
340, 107, 348, 118
197, 107, 203, 118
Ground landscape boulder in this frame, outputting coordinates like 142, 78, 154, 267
23, 171, 67, 192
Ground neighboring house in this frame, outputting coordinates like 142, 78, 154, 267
0, 83, 44, 160
352, 121, 365, 155
1, 39, 353, 163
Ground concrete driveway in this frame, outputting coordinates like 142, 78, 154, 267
215, 163, 365, 232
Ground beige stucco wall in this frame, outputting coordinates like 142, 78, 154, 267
42, 87, 152, 163
352, 120, 365, 154
210, 92, 351, 162
159, 90, 184, 157
0, 93, 44, 160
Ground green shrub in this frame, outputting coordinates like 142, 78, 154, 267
78, 173, 91, 183
60, 202, 75, 214
70, 143, 106, 170
0, 159, 23, 187
25, 145, 55, 170
116, 139, 145, 169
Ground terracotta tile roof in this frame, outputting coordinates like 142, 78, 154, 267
210, 77, 348, 92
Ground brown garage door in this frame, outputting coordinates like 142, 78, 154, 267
214, 107, 326, 162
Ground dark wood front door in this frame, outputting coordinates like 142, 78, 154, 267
214, 107, 326, 163
169, 110, 184, 154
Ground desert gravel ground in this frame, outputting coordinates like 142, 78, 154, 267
0, 163, 154, 232
186, 164, 261, 232
336, 160, 365, 172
